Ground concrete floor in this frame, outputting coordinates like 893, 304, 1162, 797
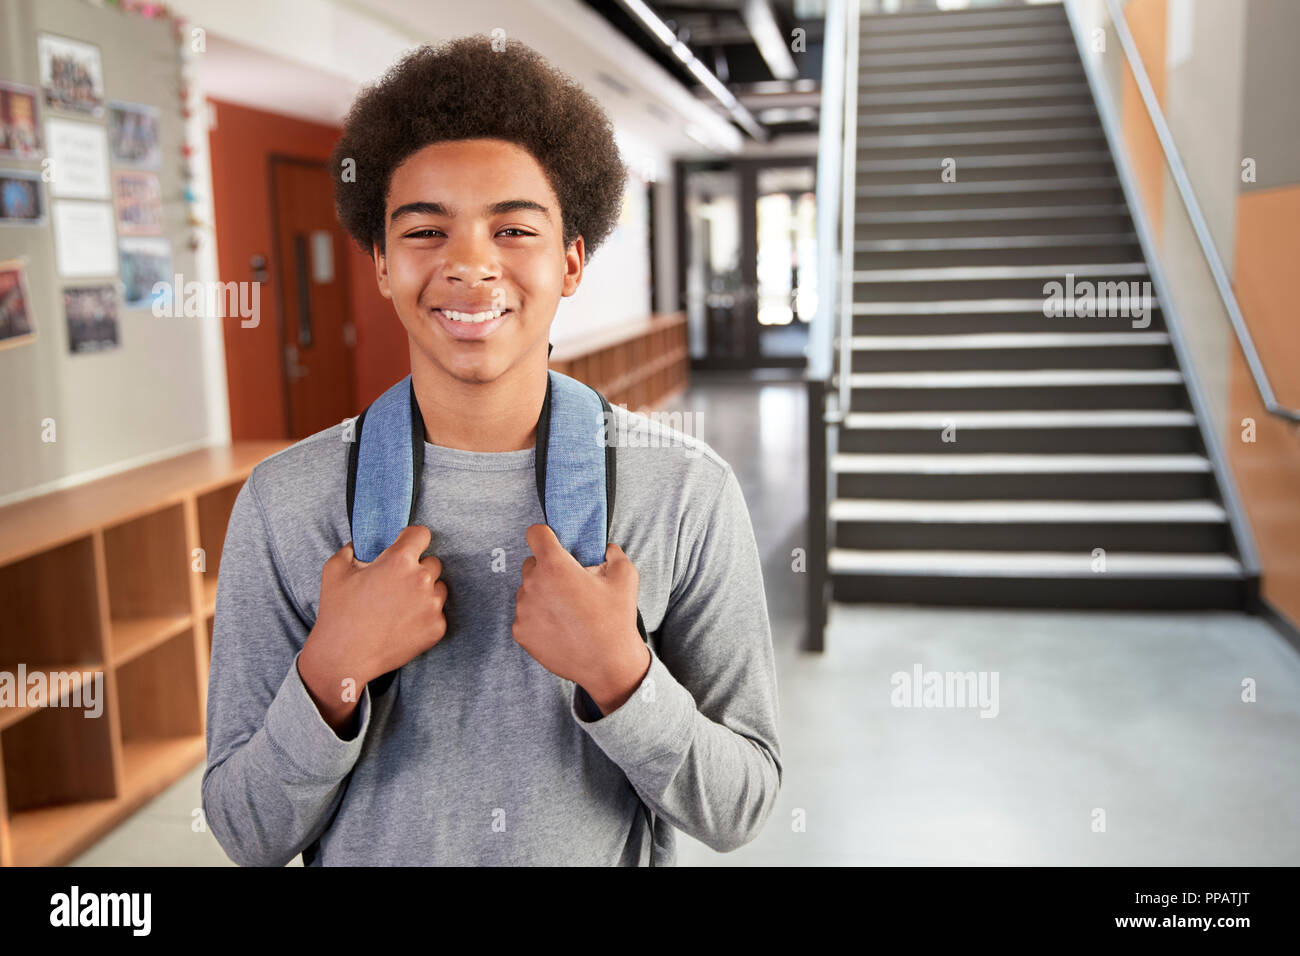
72, 370, 1300, 866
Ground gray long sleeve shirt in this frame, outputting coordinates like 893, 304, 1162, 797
202, 401, 782, 865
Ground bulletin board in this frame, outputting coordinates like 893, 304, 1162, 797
0, 0, 211, 499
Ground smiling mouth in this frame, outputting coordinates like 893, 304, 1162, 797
435, 307, 512, 324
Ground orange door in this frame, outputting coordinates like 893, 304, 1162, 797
271, 157, 356, 439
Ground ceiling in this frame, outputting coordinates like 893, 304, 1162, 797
578, 0, 828, 141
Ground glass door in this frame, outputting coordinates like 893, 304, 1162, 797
680, 158, 816, 369
755, 164, 817, 362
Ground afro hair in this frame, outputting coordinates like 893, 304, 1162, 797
330, 34, 628, 265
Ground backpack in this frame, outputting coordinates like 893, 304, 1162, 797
301, 354, 658, 866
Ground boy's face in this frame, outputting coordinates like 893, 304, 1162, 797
374, 138, 583, 385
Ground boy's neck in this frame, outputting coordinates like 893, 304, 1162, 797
409, 349, 550, 452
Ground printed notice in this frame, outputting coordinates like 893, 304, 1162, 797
52, 200, 117, 277
46, 117, 110, 199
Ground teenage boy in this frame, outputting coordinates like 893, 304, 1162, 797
203, 35, 781, 866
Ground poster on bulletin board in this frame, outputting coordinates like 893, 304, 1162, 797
36, 33, 105, 118
107, 101, 160, 168
0, 169, 45, 224
0, 83, 42, 159
63, 283, 118, 353
0, 258, 36, 350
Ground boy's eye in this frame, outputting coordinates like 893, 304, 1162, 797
403, 228, 535, 238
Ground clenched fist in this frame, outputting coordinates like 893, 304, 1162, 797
512, 523, 650, 716
299, 525, 448, 734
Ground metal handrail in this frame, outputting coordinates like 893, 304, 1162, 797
836, 0, 861, 419
1103, 0, 1299, 424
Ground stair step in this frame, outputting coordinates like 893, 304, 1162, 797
861, 6, 1067, 34
831, 451, 1213, 500
837, 409, 1199, 454
855, 212, 1133, 238
851, 332, 1166, 349
852, 308, 1161, 335
856, 234, 1135, 251
844, 368, 1183, 411
858, 64, 1084, 90
828, 549, 1240, 576
829, 498, 1228, 552
854, 235, 1140, 266
858, 126, 1101, 149
853, 262, 1146, 281
844, 409, 1197, 430
832, 453, 1208, 474
830, 498, 1223, 523
851, 262, 1151, 301
858, 104, 1097, 128
846, 369, 1181, 387
853, 297, 1156, 316
859, 43, 1080, 70
860, 191, 1123, 216
857, 204, 1128, 225
848, 332, 1170, 372
827, 548, 1247, 606
857, 177, 1119, 198
860, 25, 1073, 52
859, 135, 1107, 163
858, 84, 1090, 108
858, 151, 1112, 173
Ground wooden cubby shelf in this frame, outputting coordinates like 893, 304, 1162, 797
0, 441, 290, 866
548, 312, 689, 412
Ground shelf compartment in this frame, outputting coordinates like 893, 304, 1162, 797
2, 688, 117, 864
116, 626, 201, 746
111, 615, 193, 668
102, 504, 191, 662
0, 536, 104, 675
115, 629, 205, 842
120, 735, 206, 809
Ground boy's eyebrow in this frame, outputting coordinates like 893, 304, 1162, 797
389, 199, 550, 224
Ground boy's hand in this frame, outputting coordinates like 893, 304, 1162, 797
513, 523, 650, 715
303, 525, 449, 707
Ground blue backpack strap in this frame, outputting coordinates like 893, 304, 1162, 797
535, 369, 610, 565
347, 374, 425, 563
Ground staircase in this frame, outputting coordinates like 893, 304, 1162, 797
825, 0, 1253, 609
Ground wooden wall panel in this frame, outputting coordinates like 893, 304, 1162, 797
1121, 0, 1168, 244
1229, 185, 1300, 626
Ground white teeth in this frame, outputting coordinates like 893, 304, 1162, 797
442, 309, 505, 324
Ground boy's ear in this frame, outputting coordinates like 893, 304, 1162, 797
373, 239, 392, 300
561, 235, 584, 298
